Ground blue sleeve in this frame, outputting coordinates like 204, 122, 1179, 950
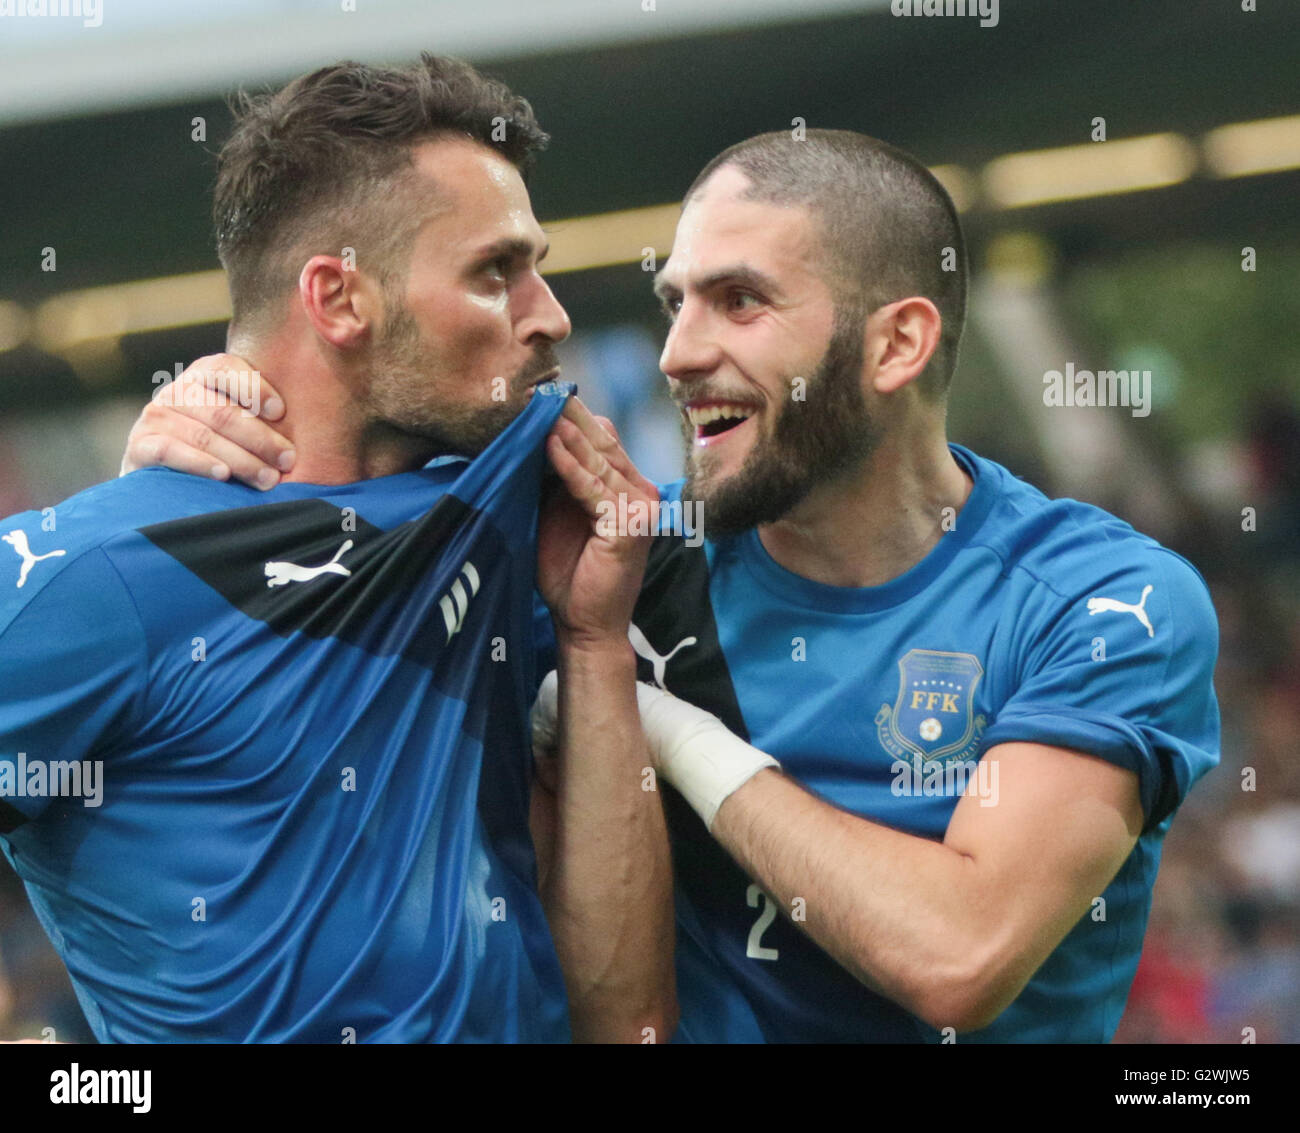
980, 550, 1220, 832
0, 545, 147, 825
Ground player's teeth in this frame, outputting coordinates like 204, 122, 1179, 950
687, 404, 754, 427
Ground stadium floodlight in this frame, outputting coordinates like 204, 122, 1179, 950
1203, 114, 1300, 179
981, 133, 1197, 209
928, 165, 976, 213
0, 301, 32, 354
33, 270, 230, 352
539, 203, 680, 275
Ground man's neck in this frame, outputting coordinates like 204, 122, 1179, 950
233, 337, 436, 485
755, 425, 973, 589
280, 415, 438, 484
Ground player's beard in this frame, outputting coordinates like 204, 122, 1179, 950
680, 302, 880, 537
368, 290, 559, 460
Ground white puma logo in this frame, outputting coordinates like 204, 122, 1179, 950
264, 539, 354, 588
628, 622, 697, 689
3, 529, 66, 589
1086, 584, 1155, 638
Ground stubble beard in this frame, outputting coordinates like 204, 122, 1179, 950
369, 295, 559, 460
681, 304, 880, 537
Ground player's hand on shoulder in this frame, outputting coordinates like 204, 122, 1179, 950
120, 353, 295, 490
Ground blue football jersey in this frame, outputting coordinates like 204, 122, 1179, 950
0, 384, 575, 1043
629, 443, 1220, 1042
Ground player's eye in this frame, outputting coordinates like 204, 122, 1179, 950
728, 291, 761, 313
477, 254, 518, 286
660, 296, 682, 323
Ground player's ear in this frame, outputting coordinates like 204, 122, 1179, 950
866, 297, 941, 395
298, 255, 381, 350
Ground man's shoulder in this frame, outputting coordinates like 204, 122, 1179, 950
964, 448, 1211, 609
0, 471, 261, 618
13, 469, 260, 539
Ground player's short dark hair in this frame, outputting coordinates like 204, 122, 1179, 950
213, 53, 549, 334
685, 130, 968, 396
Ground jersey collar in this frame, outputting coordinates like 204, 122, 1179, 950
729, 443, 997, 613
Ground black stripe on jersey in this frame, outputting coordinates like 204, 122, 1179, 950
632, 531, 762, 949
632, 532, 749, 741
139, 495, 483, 667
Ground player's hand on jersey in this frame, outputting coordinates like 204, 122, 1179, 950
537, 397, 659, 648
120, 353, 296, 489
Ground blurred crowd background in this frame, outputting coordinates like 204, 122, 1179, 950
2, 0, 1297, 1042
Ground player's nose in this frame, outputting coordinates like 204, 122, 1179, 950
518, 274, 572, 346
659, 302, 720, 381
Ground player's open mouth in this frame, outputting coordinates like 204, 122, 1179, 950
686, 402, 758, 446
526, 369, 561, 392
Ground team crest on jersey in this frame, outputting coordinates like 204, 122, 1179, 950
875, 649, 987, 763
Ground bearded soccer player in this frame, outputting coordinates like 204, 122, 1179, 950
0, 56, 673, 1043
127, 130, 1219, 1042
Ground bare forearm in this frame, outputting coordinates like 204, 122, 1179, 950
544, 638, 676, 1043
711, 769, 1019, 1030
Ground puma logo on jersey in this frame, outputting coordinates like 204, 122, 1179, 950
264, 539, 354, 587
439, 561, 480, 643
628, 622, 697, 689
1086, 584, 1154, 637
3, 529, 66, 589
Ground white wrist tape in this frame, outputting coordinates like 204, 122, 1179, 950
531, 670, 559, 757
635, 682, 779, 831
529, 669, 778, 830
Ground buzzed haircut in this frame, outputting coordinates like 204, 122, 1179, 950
685, 130, 968, 396
213, 53, 549, 334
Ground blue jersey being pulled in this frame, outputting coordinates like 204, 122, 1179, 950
629, 444, 1220, 1043
0, 384, 574, 1043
